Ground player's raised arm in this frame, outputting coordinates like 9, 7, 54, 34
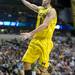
21, 0, 39, 12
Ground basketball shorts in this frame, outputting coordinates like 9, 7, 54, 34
22, 38, 53, 68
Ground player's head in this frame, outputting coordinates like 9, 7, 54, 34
42, 0, 51, 8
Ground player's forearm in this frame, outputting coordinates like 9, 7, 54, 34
30, 24, 48, 36
21, 0, 38, 12
21, 0, 32, 8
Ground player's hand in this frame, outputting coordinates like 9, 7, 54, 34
20, 33, 32, 40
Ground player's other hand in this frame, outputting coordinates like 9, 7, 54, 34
20, 32, 32, 40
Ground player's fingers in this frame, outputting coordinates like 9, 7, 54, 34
20, 33, 25, 35
24, 36, 28, 40
19, 35, 24, 41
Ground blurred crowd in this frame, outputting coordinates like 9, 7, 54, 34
49, 35, 75, 75
0, 38, 29, 75
0, 35, 75, 75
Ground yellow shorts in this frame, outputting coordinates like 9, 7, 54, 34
22, 38, 53, 68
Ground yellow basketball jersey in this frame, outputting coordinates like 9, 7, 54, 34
33, 6, 57, 40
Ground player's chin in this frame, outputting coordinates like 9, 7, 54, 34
42, 4, 47, 8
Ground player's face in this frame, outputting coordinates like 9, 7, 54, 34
42, 0, 50, 8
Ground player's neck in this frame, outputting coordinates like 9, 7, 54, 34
43, 4, 51, 9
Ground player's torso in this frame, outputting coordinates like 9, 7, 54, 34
33, 6, 57, 40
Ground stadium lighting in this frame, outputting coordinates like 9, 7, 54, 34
4, 21, 10, 26
10, 22, 16, 26
55, 25, 61, 29
0, 21, 3, 25
1, 29, 5, 32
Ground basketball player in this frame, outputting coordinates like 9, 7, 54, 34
21, 0, 57, 75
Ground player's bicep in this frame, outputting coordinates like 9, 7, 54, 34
31, 4, 39, 12
21, 0, 38, 12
